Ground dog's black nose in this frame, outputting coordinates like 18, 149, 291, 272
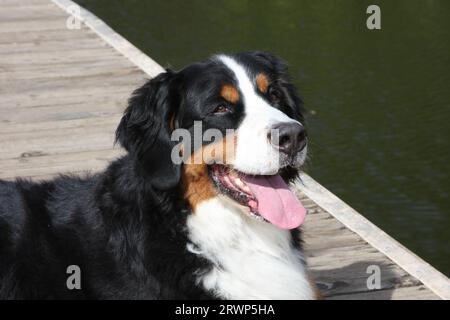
269, 122, 307, 156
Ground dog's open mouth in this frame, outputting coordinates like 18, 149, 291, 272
210, 164, 307, 229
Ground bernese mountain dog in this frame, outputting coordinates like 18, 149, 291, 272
0, 51, 320, 299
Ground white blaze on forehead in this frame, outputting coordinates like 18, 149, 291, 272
217, 55, 298, 126
218, 55, 255, 102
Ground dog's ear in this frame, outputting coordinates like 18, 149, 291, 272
116, 71, 180, 190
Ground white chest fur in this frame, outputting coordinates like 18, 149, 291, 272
187, 197, 314, 300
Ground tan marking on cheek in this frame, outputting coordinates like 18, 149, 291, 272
256, 73, 269, 93
182, 134, 237, 210
182, 163, 217, 210
220, 84, 239, 104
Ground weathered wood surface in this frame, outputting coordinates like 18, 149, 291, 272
0, 0, 443, 299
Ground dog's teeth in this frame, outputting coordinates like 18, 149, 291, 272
223, 175, 233, 187
235, 178, 251, 193
251, 212, 264, 221
234, 178, 244, 187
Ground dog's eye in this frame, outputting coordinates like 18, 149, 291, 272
268, 86, 282, 103
213, 104, 230, 114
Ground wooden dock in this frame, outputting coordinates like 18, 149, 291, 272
1, 0, 449, 299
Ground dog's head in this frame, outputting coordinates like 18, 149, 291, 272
116, 51, 308, 229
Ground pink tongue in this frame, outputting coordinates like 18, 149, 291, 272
241, 175, 306, 230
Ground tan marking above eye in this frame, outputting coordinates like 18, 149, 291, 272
256, 73, 269, 94
220, 84, 239, 104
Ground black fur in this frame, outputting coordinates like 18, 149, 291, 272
0, 52, 305, 299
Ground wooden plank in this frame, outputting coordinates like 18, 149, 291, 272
0, 0, 49, 7
0, 117, 120, 142
52, 0, 164, 77
0, 42, 118, 58
0, 87, 133, 110
0, 116, 120, 134
0, 28, 99, 44
0, 58, 136, 80
0, 38, 110, 54
1, 72, 143, 96
302, 211, 423, 297
0, 149, 124, 180
304, 234, 366, 251
0, 43, 124, 64
327, 285, 440, 300
0, 106, 121, 124
0, 3, 65, 21
0, 18, 71, 33
0, 130, 116, 160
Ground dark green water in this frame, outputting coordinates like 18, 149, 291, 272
76, 0, 450, 275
